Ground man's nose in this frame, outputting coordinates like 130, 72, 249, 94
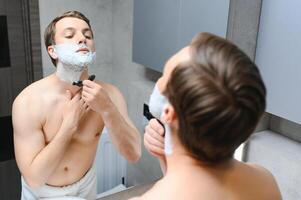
76, 32, 86, 44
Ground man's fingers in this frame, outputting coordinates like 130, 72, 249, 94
80, 98, 85, 104
65, 90, 72, 100
82, 91, 92, 101
144, 131, 164, 149
83, 80, 97, 88
145, 125, 164, 144
71, 91, 81, 101
83, 85, 95, 94
150, 119, 165, 135
144, 137, 164, 156
83, 101, 89, 110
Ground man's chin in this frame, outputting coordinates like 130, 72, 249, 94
60, 63, 87, 72
71, 65, 87, 72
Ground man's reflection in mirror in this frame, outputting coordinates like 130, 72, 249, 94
12, 11, 141, 200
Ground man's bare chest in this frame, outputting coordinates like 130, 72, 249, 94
42, 100, 104, 144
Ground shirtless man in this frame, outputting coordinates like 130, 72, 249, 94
132, 32, 281, 200
12, 11, 141, 199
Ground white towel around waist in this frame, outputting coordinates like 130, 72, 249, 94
21, 164, 97, 200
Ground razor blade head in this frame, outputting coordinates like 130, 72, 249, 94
72, 74, 96, 87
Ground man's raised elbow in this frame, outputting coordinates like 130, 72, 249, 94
127, 148, 141, 163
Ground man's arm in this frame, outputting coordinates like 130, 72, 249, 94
82, 80, 141, 162
13, 91, 85, 187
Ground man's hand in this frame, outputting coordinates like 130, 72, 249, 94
144, 119, 165, 158
81, 80, 141, 162
82, 80, 112, 114
61, 90, 88, 134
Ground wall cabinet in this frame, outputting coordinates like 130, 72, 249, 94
255, 0, 301, 124
133, 0, 230, 72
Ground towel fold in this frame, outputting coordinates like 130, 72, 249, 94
21, 164, 97, 200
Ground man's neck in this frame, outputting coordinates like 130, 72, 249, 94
54, 64, 89, 95
164, 144, 234, 176
55, 62, 89, 85
165, 148, 201, 173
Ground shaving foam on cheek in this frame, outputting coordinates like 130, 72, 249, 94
54, 43, 96, 84
148, 85, 173, 155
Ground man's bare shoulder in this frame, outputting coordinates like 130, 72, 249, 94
245, 163, 282, 199
13, 75, 54, 115
245, 162, 277, 181
15, 76, 52, 102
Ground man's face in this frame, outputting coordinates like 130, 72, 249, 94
48, 17, 95, 58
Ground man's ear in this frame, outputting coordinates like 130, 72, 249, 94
162, 104, 179, 130
47, 45, 58, 59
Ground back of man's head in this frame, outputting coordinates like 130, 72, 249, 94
44, 10, 92, 66
165, 32, 266, 165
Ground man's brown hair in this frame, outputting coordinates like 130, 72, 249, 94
164, 32, 266, 165
44, 11, 93, 66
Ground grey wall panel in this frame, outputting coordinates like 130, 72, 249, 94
132, 0, 180, 72
178, 0, 229, 48
270, 114, 301, 143
226, 0, 262, 59
255, 0, 301, 124
133, 0, 230, 72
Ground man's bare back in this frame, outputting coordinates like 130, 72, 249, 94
132, 160, 281, 200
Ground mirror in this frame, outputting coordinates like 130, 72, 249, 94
0, 0, 231, 199
36, 0, 231, 198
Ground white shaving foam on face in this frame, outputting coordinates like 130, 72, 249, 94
56, 62, 84, 84
161, 105, 173, 155
149, 84, 168, 119
54, 43, 96, 84
149, 84, 174, 155
164, 122, 173, 155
